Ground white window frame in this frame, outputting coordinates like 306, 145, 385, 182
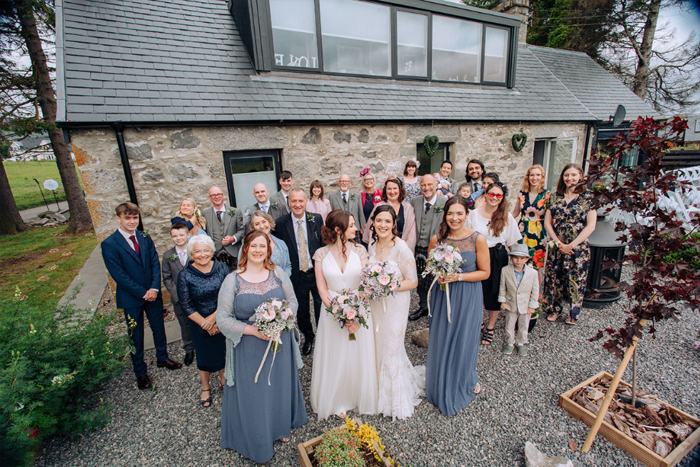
543, 137, 577, 191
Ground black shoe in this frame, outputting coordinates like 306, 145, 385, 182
137, 375, 152, 390
301, 338, 314, 356
156, 359, 183, 370
184, 351, 195, 366
409, 307, 428, 321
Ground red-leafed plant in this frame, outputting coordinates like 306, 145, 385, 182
586, 116, 700, 357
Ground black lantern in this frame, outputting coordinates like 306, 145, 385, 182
583, 211, 626, 308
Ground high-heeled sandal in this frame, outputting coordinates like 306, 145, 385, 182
546, 313, 561, 322
481, 327, 494, 346
200, 389, 212, 408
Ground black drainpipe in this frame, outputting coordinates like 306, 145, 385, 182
581, 123, 593, 173
111, 123, 143, 231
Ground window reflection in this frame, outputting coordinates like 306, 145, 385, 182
270, 0, 319, 69
432, 15, 482, 82
397, 11, 427, 77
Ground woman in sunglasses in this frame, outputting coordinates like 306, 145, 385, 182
466, 181, 522, 346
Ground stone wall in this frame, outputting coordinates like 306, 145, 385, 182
71, 121, 588, 252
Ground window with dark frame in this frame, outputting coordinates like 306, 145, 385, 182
223, 150, 281, 210
265, 0, 513, 86
416, 143, 450, 176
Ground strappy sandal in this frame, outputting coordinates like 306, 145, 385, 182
280, 436, 291, 443
565, 317, 578, 326
546, 313, 561, 322
481, 327, 494, 346
200, 389, 212, 408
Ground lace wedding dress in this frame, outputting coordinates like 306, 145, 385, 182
368, 238, 425, 420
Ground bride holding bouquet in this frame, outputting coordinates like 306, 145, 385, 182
364, 205, 424, 420
310, 210, 378, 420
426, 196, 490, 417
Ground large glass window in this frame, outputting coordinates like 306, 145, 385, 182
320, 0, 391, 76
397, 11, 428, 77
223, 150, 280, 209
432, 14, 482, 82
417, 143, 450, 176
483, 26, 508, 83
270, 0, 319, 69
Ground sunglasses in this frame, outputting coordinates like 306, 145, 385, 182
487, 193, 503, 199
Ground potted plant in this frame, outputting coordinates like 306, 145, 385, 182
557, 116, 700, 467
298, 418, 396, 467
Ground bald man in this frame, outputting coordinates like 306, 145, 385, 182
328, 174, 365, 242
202, 185, 245, 270
245, 183, 288, 223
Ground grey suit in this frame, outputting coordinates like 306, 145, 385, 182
202, 205, 245, 259
161, 247, 193, 352
411, 194, 447, 309
329, 190, 366, 229
245, 202, 288, 224
269, 191, 291, 215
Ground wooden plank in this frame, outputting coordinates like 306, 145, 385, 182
298, 435, 322, 467
560, 371, 700, 467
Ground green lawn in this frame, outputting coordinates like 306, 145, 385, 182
4, 160, 83, 211
0, 226, 97, 308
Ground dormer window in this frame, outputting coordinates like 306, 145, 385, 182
232, 0, 519, 87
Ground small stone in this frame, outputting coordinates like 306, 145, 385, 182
411, 328, 429, 348
358, 128, 369, 143
170, 129, 200, 149
525, 442, 573, 467
362, 150, 377, 159
333, 132, 351, 143
125, 142, 153, 161
301, 127, 321, 144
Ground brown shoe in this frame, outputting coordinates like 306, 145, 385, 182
156, 359, 182, 370
137, 375, 153, 390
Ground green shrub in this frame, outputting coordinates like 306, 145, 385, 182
663, 233, 700, 271
0, 292, 129, 466
314, 428, 367, 467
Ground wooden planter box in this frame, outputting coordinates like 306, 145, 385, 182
298, 433, 393, 467
560, 371, 700, 467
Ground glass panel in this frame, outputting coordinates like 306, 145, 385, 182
320, 0, 391, 76
270, 0, 319, 69
432, 14, 482, 82
417, 146, 447, 176
397, 11, 428, 77
483, 27, 508, 82
227, 155, 278, 209
546, 140, 575, 190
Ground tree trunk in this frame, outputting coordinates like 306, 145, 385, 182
0, 160, 26, 235
16, 0, 94, 234
632, 0, 661, 100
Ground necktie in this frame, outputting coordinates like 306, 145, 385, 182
129, 235, 140, 254
216, 210, 223, 223
179, 250, 187, 266
297, 220, 309, 272
425, 202, 431, 214
342, 193, 347, 204
262, 205, 268, 213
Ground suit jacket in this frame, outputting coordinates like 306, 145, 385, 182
161, 247, 187, 304
202, 205, 245, 256
328, 190, 366, 229
269, 191, 291, 215
410, 195, 447, 248
273, 212, 323, 285
245, 201, 288, 224
101, 230, 161, 309
498, 264, 540, 314
361, 201, 417, 252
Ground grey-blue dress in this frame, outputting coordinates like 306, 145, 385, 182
177, 259, 228, 372
426, 233, 483, 417
220, 271, 307, 463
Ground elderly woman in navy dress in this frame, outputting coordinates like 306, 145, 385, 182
217, 230, 306, 463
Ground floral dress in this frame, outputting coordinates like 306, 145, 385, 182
401, 176, 422, 202
517, 190, 550, 269
541, 191, 594, 320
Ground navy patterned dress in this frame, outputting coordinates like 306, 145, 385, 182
177, 260, 228, 372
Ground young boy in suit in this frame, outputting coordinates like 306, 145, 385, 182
101, 202, 181, 390
498, 244, 540, 357
161, 222, 195, 366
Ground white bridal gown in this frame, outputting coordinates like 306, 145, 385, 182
310, 243, 378, 420
368, 238, 425, 420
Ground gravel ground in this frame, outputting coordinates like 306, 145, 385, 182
36, 281, 700, 467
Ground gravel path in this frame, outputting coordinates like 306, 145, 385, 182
36, 286, 700, 467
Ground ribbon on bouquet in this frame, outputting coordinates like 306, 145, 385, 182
254, 334, 281, 385
426, 276, 452, 323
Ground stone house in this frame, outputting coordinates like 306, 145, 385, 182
56, 0, 657, 251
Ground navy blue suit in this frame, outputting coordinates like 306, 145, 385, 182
101, 230, 168, 376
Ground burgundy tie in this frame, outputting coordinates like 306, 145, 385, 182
129, 235, 140, 254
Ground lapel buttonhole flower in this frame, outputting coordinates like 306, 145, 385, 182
306, 213, 315, 222
271, 203, 278, 209
169, 254, 176, 262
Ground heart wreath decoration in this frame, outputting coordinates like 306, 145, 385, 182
512, 133, 527, 152
423, 135, 440, 157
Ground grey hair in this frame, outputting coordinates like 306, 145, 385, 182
186, 234, 215, 260
248, 210, 276, 231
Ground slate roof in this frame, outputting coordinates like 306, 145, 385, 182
57, 0, 657, 125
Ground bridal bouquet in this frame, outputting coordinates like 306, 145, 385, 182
422, 243, 462, 291
358, 261, 401, 301
422, 243, 462, 323
253, 298, 296, 384
326, 289, 369, 341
